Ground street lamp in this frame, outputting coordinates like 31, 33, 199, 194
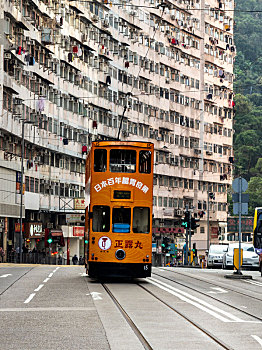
19, 119, 35, 263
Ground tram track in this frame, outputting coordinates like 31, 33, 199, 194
102, 281, 233, 350
153, 269, 262, 322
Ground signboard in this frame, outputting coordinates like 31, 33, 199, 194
233, 248, 243, 270
73, 226, 85, 237
74, 198, 85, 210
152, 243, 157, 252
227, 217, 253, 232
15, 223, 25, 233
66, 214, 85, 224
25, 223, 43, 238
211, 227, 219, 238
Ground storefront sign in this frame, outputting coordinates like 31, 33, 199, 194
66, 214, 85, 224
25, 223, 43, 238
74, 198, 85, 210
227, 217, 253, 232
73, 226, 85, 237
15, 223, 25, 233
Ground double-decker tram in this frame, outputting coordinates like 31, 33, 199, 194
84, 141, 154, 278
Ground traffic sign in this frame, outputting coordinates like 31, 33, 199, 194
232, 177, 248, 193
233, 202, 248, 215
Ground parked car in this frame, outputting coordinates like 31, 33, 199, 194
207, 245, 228, 268
222, 243, 259, 270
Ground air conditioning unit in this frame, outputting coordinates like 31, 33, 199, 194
91, 15, 99, 22
102, 20, 109, 28
174, 209, 184, 216
206, 150, 213, 155
16, 27, 24, 34
31, 75, 36, 80
122, 130, 129, 137
165, 79, 170, 84
4, 53, 11, 59
130, 10, 137, 16
156, 137, 162, 141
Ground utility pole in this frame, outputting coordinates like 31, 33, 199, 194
184, 206, 189, 265
207, 191, 210, 251
19, 119, 34, 263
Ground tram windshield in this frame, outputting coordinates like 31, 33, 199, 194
112, 207, 131, 232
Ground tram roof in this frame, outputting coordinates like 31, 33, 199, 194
91, 141, 154, 148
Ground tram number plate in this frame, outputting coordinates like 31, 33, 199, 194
144, 265, 149, 270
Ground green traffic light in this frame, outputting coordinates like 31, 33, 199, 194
85, 240, 88, 244
182, 222, 188, 227
47, 238, 52, 244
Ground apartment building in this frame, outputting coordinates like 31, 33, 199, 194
0, 0, 234, 260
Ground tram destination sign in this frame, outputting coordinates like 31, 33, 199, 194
227, 217, 253, 233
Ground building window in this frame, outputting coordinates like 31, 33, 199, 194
200, 227, 205, 234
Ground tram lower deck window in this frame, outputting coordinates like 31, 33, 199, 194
92, 206, 110, 232
112, 207, 131, 232
110, 149, 136, 173
133, 207, 150, 233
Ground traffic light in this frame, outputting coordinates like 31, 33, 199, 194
174, 244, 178, 257
161, 237, 170, 253
182, 212, 190, 228
191, 217, 200, 230
192, 243, 197, 257
47, 234, 53, 244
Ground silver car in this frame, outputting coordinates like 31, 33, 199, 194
207, 245, 228, 268
222, 243, 259, 270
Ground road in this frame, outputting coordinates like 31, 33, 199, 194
0, 265, 262, 350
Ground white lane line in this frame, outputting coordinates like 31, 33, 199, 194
48, 273, 53, 278
34, 284, 44, 292
43, 277, 50, 283
251, 335, 262, 347
149, 277, 243, 322
207, 287, 228, 294
0, 274, 12, 278
24, 293, 36, 304
244, 280, 262, 287
53, 267, 60, 272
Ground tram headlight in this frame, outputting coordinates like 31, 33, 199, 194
115, 249, 126, 260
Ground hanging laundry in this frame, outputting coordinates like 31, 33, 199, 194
73, 46, 78, 53
106, 75, 111, 85
25, 53, 30, 65
16, 46, 22, 55
219, 69, 225, 78
232, 101, 235, 108
37, 97, 45, 112
68, 53, 74, 62
77, 47, 82, 57
125, 61, 129, 68
224, 24, 230, 31
171, 38, 176, 44
29, 56, 35, 66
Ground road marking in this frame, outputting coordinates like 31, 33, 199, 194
43, 277, 50, 283
48, 273, 53, 278
251, 335, 262, 347
86, 292, 102, 300
34, 284, 44, 292
207, 287, 228, 294
24, 293, 36, 304
0, 307, 96, 312
53, 267, 60, 272
0, 274, 12, 278
149, 277, 243, 322
244, 280, 262, 287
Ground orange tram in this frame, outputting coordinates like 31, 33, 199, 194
84, 141, 154, 278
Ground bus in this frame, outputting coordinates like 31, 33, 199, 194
253, 207, 262, 275
84, 141, 154, 278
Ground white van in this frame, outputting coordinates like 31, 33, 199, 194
207, 244, 228, 268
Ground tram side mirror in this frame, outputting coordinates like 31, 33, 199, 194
89, 212, 93, 219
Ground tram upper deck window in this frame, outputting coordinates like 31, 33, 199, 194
139, 151, 151, 173
112, 207, 131, 233
110, 149, 136, 173
92, 206, 110, 232
133, 207, 150, 233
94, 149, 107, 172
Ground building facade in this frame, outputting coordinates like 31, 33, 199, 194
0, 0, 234, 261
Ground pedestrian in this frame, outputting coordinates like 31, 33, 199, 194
0, 247, 5, 263
72, 254, 78, 265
